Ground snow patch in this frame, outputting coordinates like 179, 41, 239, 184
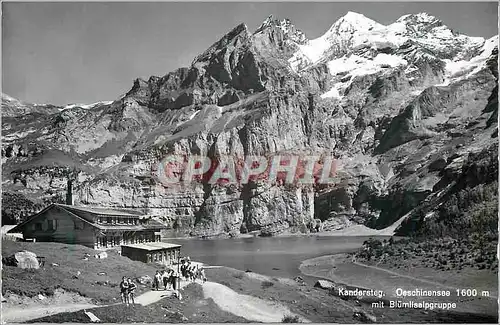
321, 83, 344, 100
373, 53, 408, 66
61, 101, 113, 111
188, 110, 200, 120
438, 35, 498, 86
327, 53, 407, 77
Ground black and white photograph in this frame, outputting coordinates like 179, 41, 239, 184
1, 1, 498, 323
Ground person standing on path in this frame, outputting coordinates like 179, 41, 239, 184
180, 261, 187, 280
190, 264, 198, 282
127, 278, 137, 305
119, 276, 129, 305
171, 268, 182, 301
154, 271, 162, 291
170, 268, 178, 291
199, 267, 207, 283
162, 270, 170, 290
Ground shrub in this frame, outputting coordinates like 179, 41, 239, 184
282, 315, 301, 323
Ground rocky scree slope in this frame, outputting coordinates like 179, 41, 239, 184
2, 12, 498, 239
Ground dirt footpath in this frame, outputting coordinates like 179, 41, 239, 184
202, 281, 308, 323
2, 303, 97, 323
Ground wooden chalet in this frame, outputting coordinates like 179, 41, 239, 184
7, 204, 167, 249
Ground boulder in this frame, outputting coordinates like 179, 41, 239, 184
428, 157, 447, 172
6, 251, 40, 269
73, 271, 82, 279
95, 252, 108, 259
314, 279, 335, 290
136, 275, 153, 285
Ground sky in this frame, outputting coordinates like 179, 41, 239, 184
2, 2, 498, 106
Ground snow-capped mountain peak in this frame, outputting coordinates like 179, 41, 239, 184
396, 12, 442, 25
253, 15, 308, 44
288, 11, 493, 73
327, 11, 383, 34
395, 12, 443, 30
257, 14, 276, 30
289, 12, 390, 71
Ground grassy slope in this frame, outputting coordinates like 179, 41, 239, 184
206, 267, 498, 323
4, 241, 498, 323
28, 284, 249, 323
2, 241, 158, 304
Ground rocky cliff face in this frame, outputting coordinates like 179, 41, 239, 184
2, 12, 498, 238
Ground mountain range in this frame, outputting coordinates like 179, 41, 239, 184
2, 12, 498, 238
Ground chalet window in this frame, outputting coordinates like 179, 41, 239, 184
35, 223, 42, 231
106, 217, 112, 224
47, 220, 55, 230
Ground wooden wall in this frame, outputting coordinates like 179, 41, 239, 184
22, 206, 96, 248
122, 247, 180, 266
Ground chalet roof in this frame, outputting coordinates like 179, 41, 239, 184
57, 204, 142, 217
7, 204, 167, 233
97, 225, 166, 231
1, 225, 17, 234
8, 204, 97, 233
121, 242, 181, 251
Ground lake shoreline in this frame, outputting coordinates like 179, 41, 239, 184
299, 253, 498, 317
163, 224, 397, 241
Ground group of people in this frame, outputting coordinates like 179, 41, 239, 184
153, 269, 179, 291
180, 259, 206, 283
119, 257, 208, 305
151, 260, 207, 290
119, 277, 137, 306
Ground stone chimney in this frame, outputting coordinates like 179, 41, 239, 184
66, 180, 74, 205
